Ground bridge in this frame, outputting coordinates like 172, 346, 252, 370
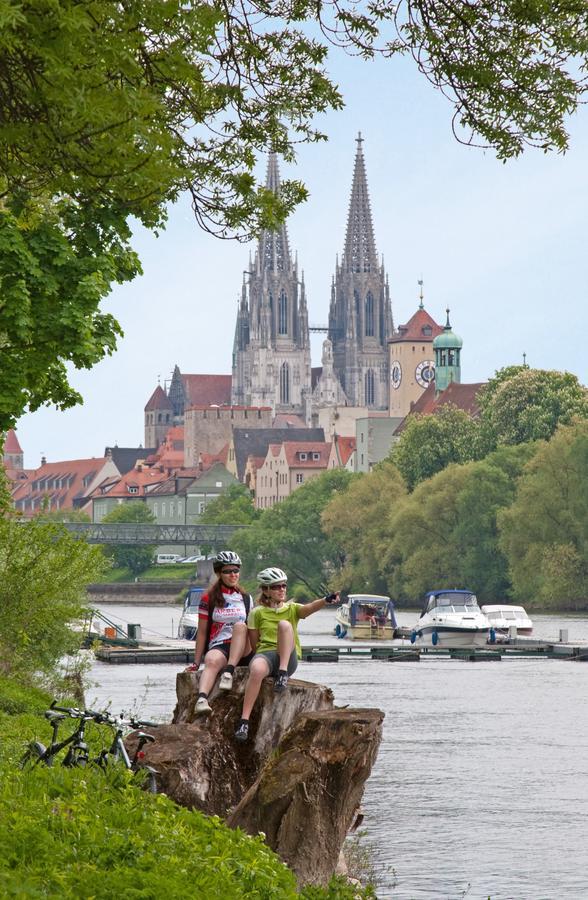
55, 523, 249, 546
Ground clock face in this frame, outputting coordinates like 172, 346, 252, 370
415, 360, 435, 388
390, 360, 402, 389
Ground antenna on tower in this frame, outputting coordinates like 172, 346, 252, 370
418, 279, 424, 309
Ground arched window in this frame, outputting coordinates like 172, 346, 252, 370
365, 292, 375, 336
365, 369, 375, 406
278, 290, 288, 334
280, 362, 290, 404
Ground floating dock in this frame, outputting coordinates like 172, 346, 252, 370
93, 636, 588, 665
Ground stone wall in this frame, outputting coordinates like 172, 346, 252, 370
184, 406, 272, 466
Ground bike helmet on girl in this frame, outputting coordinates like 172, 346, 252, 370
213, 550, 242, 573
257, 567, 287, 585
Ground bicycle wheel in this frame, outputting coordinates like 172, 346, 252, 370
20, 741, 49, 769
63, 748, 88, 768
132, 766, 158, 794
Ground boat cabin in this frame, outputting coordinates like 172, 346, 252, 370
420, 590, 480, 618
348, 594, 397, 627
183, 587, 204, 614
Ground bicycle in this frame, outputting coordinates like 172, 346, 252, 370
21, 701, 159, 793
92, 712, 159, 794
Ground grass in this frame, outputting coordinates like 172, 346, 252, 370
93, 565, 198, 584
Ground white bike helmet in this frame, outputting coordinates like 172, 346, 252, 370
213, 550, 242, 573
257, 567, 288, 585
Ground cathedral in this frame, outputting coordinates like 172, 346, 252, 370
231, 134, 394, 419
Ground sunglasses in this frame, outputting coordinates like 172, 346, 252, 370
269, 583, 287, 590
221, 568, 240, 575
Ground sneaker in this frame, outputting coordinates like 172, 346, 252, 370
218, 670, 233, 691
194, 696, 212, 716
234, 720, 249, 742
274, 672, 289, 693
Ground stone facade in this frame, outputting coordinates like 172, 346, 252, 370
388, 300, 444, 419
183, 405, 272, 467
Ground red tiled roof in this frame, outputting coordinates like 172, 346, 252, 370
281, 441, 331, 468
182, 374, 232, 407
273, 414, 307, 428
394, 381, 485, 434
12, 457, 118, 514
200, 442, 229, 468
390, 308, 443, 343
91, 465, 168, 498
144, 385, 173, 412
332, 435, 356, 467
4, 429, 23, 453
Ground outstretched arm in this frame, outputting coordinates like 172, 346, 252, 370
298, 592, 339, 620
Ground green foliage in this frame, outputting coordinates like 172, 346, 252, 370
34, 508, 91, 523
0, 518, 106, 680
234, 469, 355, 594
101, 502, 156, 576
322, 462, 407, 593
498, 420, 588, 609
199, 483, 261, 526
0, 678, 372, 899
478, 367, 588, 447
383, 445, 536, 602
389, 404, 488, 490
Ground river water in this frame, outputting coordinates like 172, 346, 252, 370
89, 605, 588, 899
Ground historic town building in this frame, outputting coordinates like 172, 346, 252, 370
231, 153, 312, 417
327, 134, 394, 410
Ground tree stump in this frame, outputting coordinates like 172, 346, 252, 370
126, 667, 384, 886
227, 708, 384, 887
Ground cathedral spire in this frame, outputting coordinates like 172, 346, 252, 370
255, 152, 293, 274
341, 133, 379, 274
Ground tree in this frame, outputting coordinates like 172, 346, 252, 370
498, 420, 588, 609
382, 444, 535, 602
321, 462, 406, 593
0, 518, 106, 680
234, 469, 355, 593
199, 484, 260, 526
101, 501, 156, 576
389, 404, 487, 490
478, 367, 588, 447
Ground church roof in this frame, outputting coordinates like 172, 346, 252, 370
390, 308, 443, 343
232, 427, 325, 481
181, 374, 232, 407
4, 429, 22, 453
144, 385, 172, 412
341, 134, 379, 274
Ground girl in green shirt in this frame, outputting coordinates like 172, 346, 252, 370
234, 566, 338, 742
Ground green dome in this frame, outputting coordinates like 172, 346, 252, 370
433, 309, 463, 350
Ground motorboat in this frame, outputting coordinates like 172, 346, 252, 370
481, 604, 533, 635
412, 589, 491, 649
334, 594, 397, 640
177, 587, 204, 640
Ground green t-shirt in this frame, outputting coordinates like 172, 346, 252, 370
248, 602, 303, 657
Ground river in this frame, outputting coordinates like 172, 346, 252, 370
89, 604, 588, 899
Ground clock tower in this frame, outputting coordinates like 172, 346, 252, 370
388, 287, 444, 418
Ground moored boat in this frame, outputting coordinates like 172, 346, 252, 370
334, 594, 397, 640
177, 586, 204, 640
412, 589, 491, 649
481, 604, 533, 635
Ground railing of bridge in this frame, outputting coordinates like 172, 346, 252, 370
22, 522, 249, 546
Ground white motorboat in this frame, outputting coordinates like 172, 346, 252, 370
481, 604, 533, 635
334, 594, 397, 640
177, 587, 204, 640
412, 590, 491, 649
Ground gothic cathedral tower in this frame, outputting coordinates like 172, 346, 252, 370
232, 153, 311, 416
328, 135, 394, 409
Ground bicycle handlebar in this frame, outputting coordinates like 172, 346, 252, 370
48, 702, 159, 729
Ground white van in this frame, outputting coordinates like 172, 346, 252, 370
156, 553, 182, 565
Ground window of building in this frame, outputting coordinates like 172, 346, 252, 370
365, 291, 375, 337
128, 486, 138, 494
199, 501, 206, 514
365, 369, 375, 406
279, 362, 290, 404
312, 452, 320, 461
278, 290, 288, 334
296, 473, 304, 484
299, 452, 307, 461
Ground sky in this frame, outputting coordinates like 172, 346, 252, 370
13, 49, 588, 469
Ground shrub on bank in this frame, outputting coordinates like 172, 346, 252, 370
0, 678, 372, 899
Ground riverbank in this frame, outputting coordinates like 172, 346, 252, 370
87, 582, 188, 605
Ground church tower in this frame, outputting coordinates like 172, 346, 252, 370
328, 134, 394, 409
231, 153, 311, 416
433, 309, 462, 393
